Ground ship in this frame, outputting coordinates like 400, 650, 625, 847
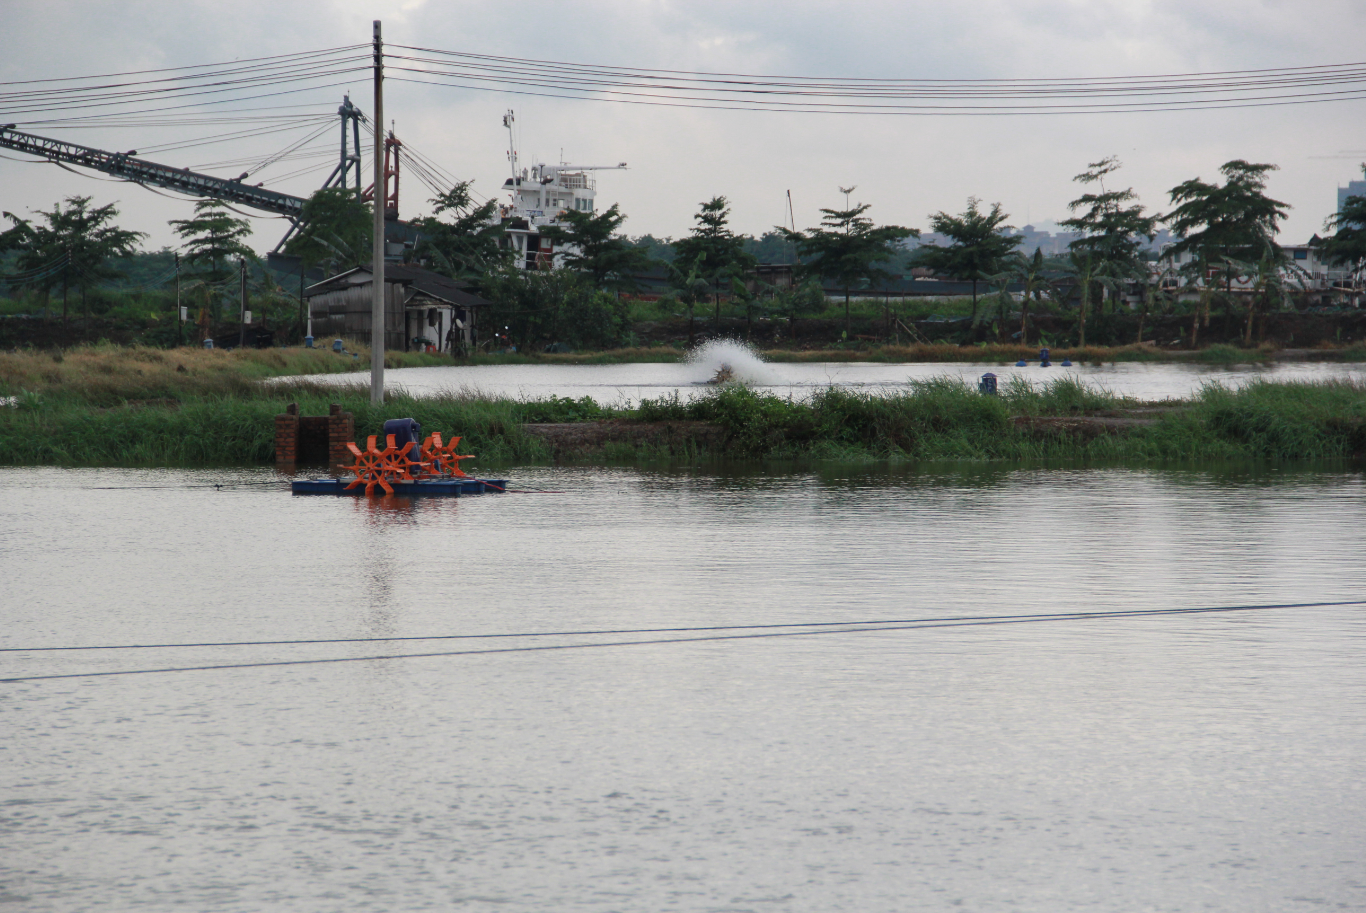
498, 110, 627, 269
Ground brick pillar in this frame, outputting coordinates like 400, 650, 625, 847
274, 402, 299, 465
327, 402, 355, 473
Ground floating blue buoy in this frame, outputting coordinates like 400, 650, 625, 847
1061, 358, 1073, 366
1016, 359, 1027, 367
978, 372, 998, 395
1039, 346, 1051, 367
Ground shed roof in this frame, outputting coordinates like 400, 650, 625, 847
304, 264, 490, 308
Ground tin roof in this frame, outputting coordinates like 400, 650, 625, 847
305, 264, 490, 308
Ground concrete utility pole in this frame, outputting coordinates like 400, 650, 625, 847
370, 19, 385, 405
239, 257, 247, 349
174, 252, 181, 347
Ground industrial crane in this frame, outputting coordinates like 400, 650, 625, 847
0, 96, 402, 254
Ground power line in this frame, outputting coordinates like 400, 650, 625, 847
0, 65, 370, 118
3, 599, 1359, 683
383, 45, 1366, 115
0, 45, 369, 88
0, 52, 369, 104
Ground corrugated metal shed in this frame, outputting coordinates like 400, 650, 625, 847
304, 265, 490, 353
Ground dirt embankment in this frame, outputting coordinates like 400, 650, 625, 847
522, 420, 727, 457
523, 409, 1179, 454
1011, 409, 1171, 440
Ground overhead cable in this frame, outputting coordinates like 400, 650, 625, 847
3, 599, 1360, 683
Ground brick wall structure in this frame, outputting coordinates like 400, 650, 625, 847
274, 403, 354, 473
327, 403, 355, 470
274, 403, 299, 465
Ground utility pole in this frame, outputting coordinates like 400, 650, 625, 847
62, 243, 70, 326
370, 19, 385, 405
174, 252, 181, 347
300, 263, 309, 344
239, 257, 247, 349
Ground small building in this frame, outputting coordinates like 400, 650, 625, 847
304, 264, 490, 354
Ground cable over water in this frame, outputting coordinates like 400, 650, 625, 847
4, 599, 1360, 683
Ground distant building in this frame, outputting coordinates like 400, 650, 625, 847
1338, 178, 1366, 214
1160, 237, 1361, 307
304, 264, 489, 354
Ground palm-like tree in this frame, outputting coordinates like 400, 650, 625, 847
991, 247, 1049, 345
1057, 251, 1123, 347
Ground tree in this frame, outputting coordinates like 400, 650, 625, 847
1060, 156, 1157, 322
1061, 157, 1157, 269
1057, 250, 1123, 347
168, 199, 255, 283
1163, 160, 1290, 338
538, 203, 650, 290
283, 187, 373, 272
479, 266, 629, 351
779, 186, 916, 332
741, 230, 798, 264
626, 234, 677, 263
917, 197, 1019, 325
673, 196, 756, 334
1, 195, 145, 324
663, 255, 712, 346
768, 279, 826, 343
409, 180, 509, 280
1224, 252, 1304, 345
1320, 164, 1366, 276
993, 247, 1049, 345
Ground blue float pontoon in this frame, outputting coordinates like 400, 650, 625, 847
292, 478, 508, 496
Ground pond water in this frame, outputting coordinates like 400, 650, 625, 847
295, 353, 1366, 405
2, 463, 1364, 911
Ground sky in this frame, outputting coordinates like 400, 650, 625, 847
3, 0, 1366, 255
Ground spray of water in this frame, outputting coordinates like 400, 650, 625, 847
685, 339, 778, 385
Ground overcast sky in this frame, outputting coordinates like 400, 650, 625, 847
4, 0, 1366, 254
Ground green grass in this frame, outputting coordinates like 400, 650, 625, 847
2, 342, 1364, 468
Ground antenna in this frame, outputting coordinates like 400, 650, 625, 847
503, 110, 517, 185
787, 189, 796, 231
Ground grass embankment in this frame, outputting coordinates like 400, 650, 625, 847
1, 344, 1364, 467
458, 341, 1366, 366
0, 341, 451, 406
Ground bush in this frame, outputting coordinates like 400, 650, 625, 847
480, 267, 630, 351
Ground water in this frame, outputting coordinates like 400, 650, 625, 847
294, 348, 1366, 405
3, 464, 1365, 911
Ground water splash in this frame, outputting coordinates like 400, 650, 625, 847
685, 339, 778, 385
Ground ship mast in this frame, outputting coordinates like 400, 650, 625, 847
503, 110, 518, 190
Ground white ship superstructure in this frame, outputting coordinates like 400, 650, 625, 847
498, 110, 627, 269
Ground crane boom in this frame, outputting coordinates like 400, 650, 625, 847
0, 126, 306, 220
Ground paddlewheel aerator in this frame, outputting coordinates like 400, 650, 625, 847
420, 433, 476, 478
341, 434, 428, 495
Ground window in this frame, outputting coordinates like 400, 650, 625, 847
1293, 249, 1308, 260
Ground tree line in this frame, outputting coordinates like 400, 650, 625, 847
6, 155, 1366, 350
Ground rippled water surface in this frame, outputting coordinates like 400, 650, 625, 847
293, 359, 1366, 404
2, 464, 1365, 911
